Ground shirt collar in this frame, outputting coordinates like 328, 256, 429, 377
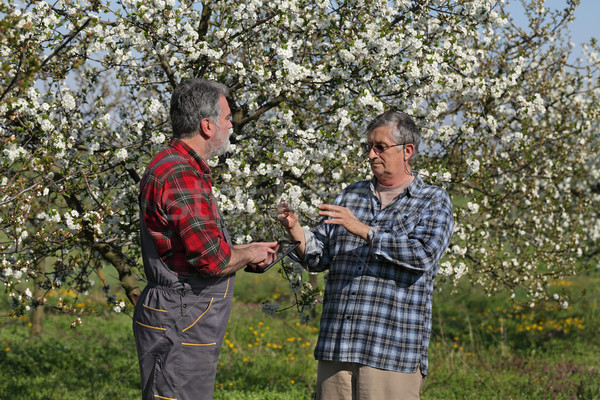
370, 172, 423, 197
168, 138, 212, 175
407, 172, 424, 197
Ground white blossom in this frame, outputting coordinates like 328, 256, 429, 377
148, 98, 162, 115
62, 91, 76, 110
113, 301, 126, 313
466, 158, 480, 175
467, 202, 480, 214
150, 132, 166, 145
115, 148, 128, 161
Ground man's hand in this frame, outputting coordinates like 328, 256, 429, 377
234, 242, 279, 267
222, 241, 278, 275
277, 199, 298, 230
318, 204, 370, 242
276, 198, 306, 258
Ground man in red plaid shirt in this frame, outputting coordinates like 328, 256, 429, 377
133, 79, 278, 400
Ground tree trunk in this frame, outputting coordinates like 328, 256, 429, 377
29, 258, 49, 339
62, 191, 142, 306
92, 242, 141, 306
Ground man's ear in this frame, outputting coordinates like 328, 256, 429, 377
199, 118, 214, 138
404, 143, 415, 160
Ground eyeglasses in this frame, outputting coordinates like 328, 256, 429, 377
362, 143, 405, 155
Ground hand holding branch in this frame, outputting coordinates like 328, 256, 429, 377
277, 199, 298, 230
277, 198, 306, 258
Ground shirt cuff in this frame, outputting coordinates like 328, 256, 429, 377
288, 227, 318, 264
367, 226, 378, 246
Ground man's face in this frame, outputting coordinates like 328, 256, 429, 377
208, 95, 233, 157
367, 125, 411, 186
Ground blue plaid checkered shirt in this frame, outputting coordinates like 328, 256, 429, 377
299, 173, 453, 375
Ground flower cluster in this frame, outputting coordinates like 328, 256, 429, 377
268, 259, 322, 324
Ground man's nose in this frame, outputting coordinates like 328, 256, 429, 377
367, 147, 379, 160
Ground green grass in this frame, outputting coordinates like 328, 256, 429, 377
424, 271, 600, 400
0, 312, 140, 399
1, 267, 599, 399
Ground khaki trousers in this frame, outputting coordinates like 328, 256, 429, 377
315, 361, 425, 400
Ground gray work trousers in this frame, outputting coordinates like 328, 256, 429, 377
133, 219, 234, 400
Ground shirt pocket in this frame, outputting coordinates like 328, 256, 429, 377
391, 211, 420, 236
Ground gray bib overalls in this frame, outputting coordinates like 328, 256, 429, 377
133, 157, 234, 400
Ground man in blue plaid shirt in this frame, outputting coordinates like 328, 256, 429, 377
278, 110, 454, 400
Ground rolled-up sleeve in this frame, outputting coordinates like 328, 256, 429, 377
368, 189, 453, 273
288, 226, 331, 272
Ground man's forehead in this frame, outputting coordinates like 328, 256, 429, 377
368, 125, 393, 140
219, 95, 231, 111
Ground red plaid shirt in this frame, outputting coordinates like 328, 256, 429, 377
139, 139, 231, 276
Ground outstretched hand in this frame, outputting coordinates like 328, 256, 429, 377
223, 241, 278, 276
235, 241, 279, 267
318, 204, 370, 242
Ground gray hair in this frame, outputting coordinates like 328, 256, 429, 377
366, 110, 420, 162
170, 78, 230, 139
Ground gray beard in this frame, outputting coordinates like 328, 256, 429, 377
206, 137, 230, 159
205, 119, 231, 158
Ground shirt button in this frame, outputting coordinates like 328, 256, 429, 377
346, 316, 351, 320
183, 304, 188, 308
351, 291, 356, 295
